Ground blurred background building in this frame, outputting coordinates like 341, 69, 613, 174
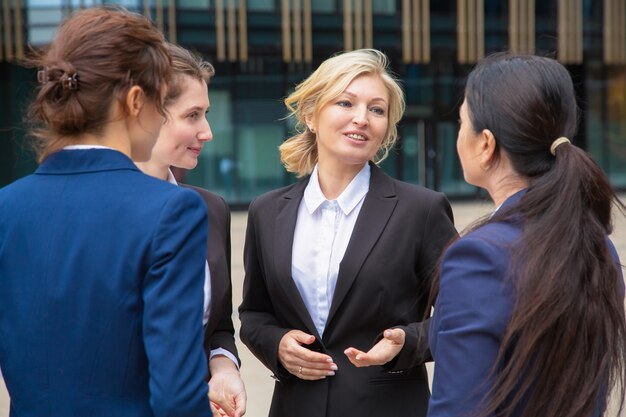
1, 0, 625, 205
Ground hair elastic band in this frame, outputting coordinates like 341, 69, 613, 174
550, 137, 570, 156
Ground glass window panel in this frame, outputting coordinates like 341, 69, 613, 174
606, 68, 626, 187
178, 0, 209, 8
27, 0, 62, 6
372, 0, 395, 14
399, 121, 423, 185
437, 121, 475, 196
28, 27, 59, 44
312, 0, 334, 13
27, 9, 63, 24
247, 0, 274, 11
237, 124, 286, 202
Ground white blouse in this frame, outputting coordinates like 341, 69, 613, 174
291, 163, 370, 336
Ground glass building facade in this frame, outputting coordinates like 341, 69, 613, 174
1, 0, 625, 205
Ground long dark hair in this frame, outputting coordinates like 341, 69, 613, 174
457, 53, 625, 417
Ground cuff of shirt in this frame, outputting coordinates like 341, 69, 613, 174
209, 348, 240, 369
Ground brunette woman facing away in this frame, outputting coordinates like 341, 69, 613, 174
0, 8, 212, 417
238, 49, 457, 417
135, 43, 246, 417
427, 53, 626, 417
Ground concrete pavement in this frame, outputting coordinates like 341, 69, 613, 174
1, 196, 625, 416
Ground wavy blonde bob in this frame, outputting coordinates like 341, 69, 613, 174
280, 49, 406, 177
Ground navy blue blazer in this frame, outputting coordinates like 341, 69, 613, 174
0, 150, 212, 417
428, 191, 624, 417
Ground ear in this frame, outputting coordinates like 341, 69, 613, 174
305, 114, 316, 132
480, 129, 497, 166
126, 86, 145, 117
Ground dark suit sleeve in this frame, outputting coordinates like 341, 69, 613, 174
143, 190, 212, 417
386, 192, 458, 371
428, 237, 511, 417
206, 196, 239, 365
238, 199, 292, 379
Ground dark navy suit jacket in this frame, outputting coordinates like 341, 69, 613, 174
428, 191, 624, 417
0, 149, 212, 417
179, 184, 239, 373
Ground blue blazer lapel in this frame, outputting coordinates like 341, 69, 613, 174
326, 163, 398, 331
273, 179, 322, 340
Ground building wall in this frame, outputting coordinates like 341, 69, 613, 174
1, 0, 625, 204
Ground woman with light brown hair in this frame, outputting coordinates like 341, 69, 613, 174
136, 43, 246, 417
239, 48, 457, 417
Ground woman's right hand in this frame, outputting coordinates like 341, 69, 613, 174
278, 330, 338, 380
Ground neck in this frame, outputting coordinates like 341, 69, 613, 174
316, 160, 366, 200
72, 119, 135, 158
486, 174, 528, 208
135, 159, 169, 181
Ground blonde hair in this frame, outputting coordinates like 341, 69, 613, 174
280, 49, 405, 177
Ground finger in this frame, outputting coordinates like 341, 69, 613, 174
384, 328, 406, 345
295, 367, 333, 380
344, 347, 373, 367
298, 365, 336, 378
210, 402, 222, 416
283, 345, 334, 367
234, 402, 246, 417
291, 331, 316, 345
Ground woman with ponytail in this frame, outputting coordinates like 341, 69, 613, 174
427, 53, 626, 417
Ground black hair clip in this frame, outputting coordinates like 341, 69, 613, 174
61, 73, 79, 91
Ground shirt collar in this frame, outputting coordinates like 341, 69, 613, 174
303, 163, 370, 215
64, 144, 116, 150
166, 169, 178, 185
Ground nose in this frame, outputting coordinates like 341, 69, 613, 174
197, 119, 213, 142
352, 105, 369, 127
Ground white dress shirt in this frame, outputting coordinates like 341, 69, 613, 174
291, 163, 370, 336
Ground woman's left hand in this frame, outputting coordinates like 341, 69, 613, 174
344, 328, 406, 367
208, 356, 247, 417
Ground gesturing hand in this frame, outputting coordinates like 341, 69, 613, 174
278, 330, 338, 380
344, 328, 406, 367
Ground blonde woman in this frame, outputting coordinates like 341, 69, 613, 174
239, 49, 457, 417
135, 43, 246, 417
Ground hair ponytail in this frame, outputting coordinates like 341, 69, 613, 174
458, 53, 626, 417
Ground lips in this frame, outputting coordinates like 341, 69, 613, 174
187, 147, 202, 156
344, 131, 368, 142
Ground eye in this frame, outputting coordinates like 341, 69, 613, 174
336, 100, 352, 108
370, 106, 386, 116
187, 111, 199, 120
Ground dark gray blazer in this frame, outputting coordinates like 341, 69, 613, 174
239, 163, 457, 417
180, 184, 240, 375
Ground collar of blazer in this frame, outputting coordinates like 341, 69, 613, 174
272, 162, 399, 342
36, 149, 139, 175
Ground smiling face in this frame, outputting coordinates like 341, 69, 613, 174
307, 73, 389, 171
151, 75, 212, 171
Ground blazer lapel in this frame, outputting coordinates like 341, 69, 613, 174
326, 164, 398, 330
273, 180, 322, 340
